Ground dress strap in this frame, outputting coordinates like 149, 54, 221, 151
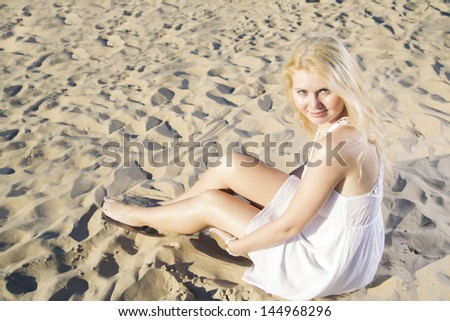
326, 116, 352, 133
368, 161, 384, 197
306, 116, 353, 168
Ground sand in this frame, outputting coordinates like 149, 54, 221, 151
0, 0, 449, 301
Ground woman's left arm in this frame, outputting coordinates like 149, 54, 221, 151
228, 135, 351, 256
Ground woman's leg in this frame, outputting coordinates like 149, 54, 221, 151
103, 189, 259, 238
102, 151, 290, 237
163, 151, 289, 208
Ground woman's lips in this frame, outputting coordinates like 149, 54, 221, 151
309, 110, 327, 118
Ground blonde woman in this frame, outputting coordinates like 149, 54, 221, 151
102, 35, 386, 300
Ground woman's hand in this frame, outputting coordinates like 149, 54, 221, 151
208, 227, 242, 256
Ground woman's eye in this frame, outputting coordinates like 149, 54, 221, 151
320, 89, 330, 94
297, 90, 307, 96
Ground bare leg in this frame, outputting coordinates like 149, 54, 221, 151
162, 151, 289, 208
103, 189, 259, 238
102, 152, 290, 237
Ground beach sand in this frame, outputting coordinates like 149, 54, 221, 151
0, 0, 449, 300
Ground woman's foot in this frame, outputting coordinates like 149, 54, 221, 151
102, 197, 146, 227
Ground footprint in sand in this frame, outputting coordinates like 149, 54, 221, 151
418, 214, 436, 228
156, 121, 181, 138
70, 174, 96, 199
173, 71, 190, 89
387, 198, 416, 230
399, 78, 413, 88
68, 204, 98, 242
151, 88, 175, 106
258, 94, 273, 112
109, 119, 125, 134
6, 183, 29, 197
192, 110, 209, 119
115, 235, 139, 255
216, 83, 235, 94
22, 6, 32, 17
146, 116, 163, 131
207, 68, 228, 80
206, 91, 237, 107
95, 253, 119, 278
5, 272, 38, 295
210, 40, 221, 51
0, 129, 19, 141
259, 73, 278, 85
264, 18, 275, 28
179, 79, 189, 90
105, 162, 152, 197
26, 54, 51, 71
49, 277, 89, 300
391, 174, 407, 192
3, 85, 23, 97
0, 206, 9, 226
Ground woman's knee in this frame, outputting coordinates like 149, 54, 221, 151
200, 151, 260, 191
196, 189, 228, 206
218, 151, 259, 172
190, 189, 228, 223
203, 151, 239, 180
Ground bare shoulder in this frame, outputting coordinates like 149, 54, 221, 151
315, 125, 367, 168
306, 126, 379, 196
328, 125, 363, 146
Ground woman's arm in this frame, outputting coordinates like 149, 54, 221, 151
228, 134, 352, 256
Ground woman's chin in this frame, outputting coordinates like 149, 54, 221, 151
307, 116, 328, 126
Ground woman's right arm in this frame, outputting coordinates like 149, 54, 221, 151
227, 136, 352, 256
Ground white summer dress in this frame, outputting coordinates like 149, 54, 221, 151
242, 118, 385, 300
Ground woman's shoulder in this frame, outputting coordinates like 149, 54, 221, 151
316, 125, 368, 167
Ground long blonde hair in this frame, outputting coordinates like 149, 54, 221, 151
283, 34, 391, 180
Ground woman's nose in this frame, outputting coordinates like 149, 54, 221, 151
309, 95, 321, 109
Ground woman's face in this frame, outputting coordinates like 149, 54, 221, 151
291, 70, 346, 129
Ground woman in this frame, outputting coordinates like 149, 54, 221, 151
102, 35, 387, 300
